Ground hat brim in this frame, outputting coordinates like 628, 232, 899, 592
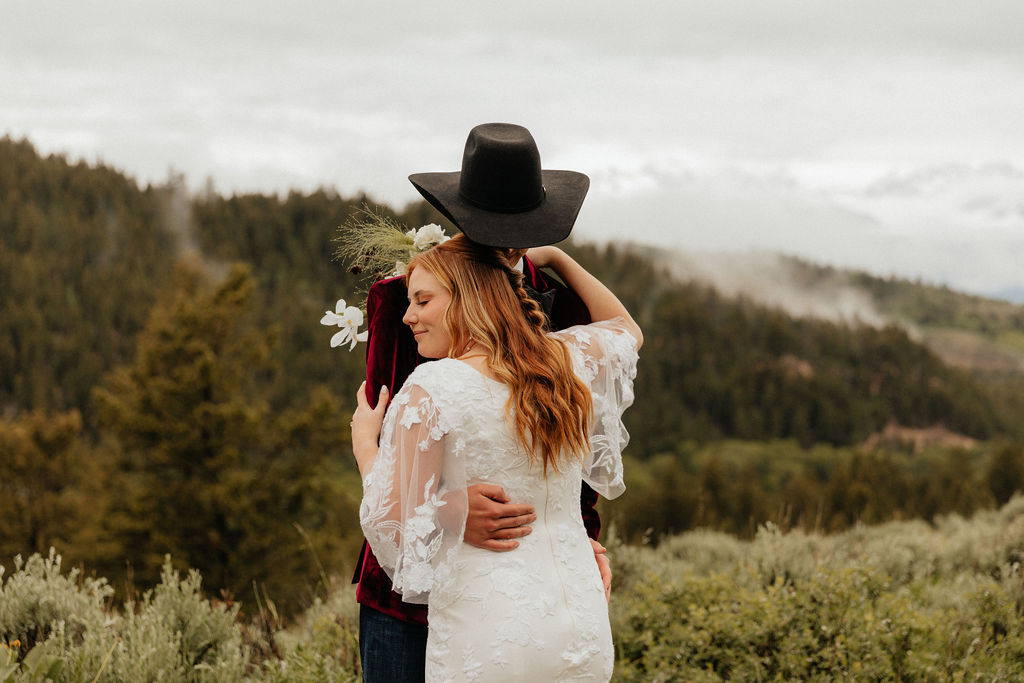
408, 169, 589, 249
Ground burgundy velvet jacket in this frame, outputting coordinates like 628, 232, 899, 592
352, 257, 600, 625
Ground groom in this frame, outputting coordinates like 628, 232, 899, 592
353, 123, 610, 682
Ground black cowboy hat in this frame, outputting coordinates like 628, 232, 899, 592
408, 123, 589, 249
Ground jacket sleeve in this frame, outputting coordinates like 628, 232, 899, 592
364, 276, 422, 408
352, 276, 427, 595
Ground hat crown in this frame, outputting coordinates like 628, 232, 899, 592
458, 123, 544, 213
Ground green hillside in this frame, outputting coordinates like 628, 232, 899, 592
750, 253, 1024, 373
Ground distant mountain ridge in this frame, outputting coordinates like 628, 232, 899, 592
650, 247, 1024, 374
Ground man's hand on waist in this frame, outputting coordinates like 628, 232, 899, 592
464, 483, 536, 551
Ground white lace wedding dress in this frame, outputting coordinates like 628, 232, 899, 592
360, 319, 638, 682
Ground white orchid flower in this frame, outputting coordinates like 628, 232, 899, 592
320, 298, 368, 350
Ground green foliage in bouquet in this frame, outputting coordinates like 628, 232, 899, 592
333, 207, 419, 285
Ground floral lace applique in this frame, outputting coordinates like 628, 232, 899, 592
552, 318, 639, 500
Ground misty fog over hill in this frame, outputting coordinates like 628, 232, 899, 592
650, 246, 1024, 374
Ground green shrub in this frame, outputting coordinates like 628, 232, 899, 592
609, 497, 1024, 680
103, 558, 246, 681
260, 581, 360, 682
0, 549, 112, 655
0, 552, 250, 681
8, 498, 1024, 680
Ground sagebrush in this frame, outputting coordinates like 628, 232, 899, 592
5, 497, 1024, 680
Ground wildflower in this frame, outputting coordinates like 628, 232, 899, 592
412, 223, 449, 251
321, 299, 368, 350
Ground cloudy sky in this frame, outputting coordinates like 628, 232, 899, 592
4, 1, 1024, 299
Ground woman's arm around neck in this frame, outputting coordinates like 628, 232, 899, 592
525, 246, 643, 349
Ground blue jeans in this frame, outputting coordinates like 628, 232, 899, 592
359, 605, 428, 682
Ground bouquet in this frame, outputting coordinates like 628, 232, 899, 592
321, 207, 450, 351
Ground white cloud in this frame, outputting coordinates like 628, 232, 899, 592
3, 1, 1024, 298
575, 155, 1024, 299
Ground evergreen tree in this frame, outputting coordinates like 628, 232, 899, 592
0, 410, 90, 561
92, 263, 356, 608
986, 441, 1024, 506
0, 136, 174, 417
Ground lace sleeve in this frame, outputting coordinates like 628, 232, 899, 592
358, 380, 468, 604
552, 318, 639, 500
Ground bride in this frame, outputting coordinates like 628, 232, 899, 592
352, 232, 641, 681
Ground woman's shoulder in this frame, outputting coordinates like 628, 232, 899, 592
549, 319, 640, 383
402, 358, 477, 397
550, 318, 640, 353
405, 358, 452, 386
394, 360, 500, 429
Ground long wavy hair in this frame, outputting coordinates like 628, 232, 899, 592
407, 235, 592, 472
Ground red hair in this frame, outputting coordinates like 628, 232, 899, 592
407, 235, 592, 472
